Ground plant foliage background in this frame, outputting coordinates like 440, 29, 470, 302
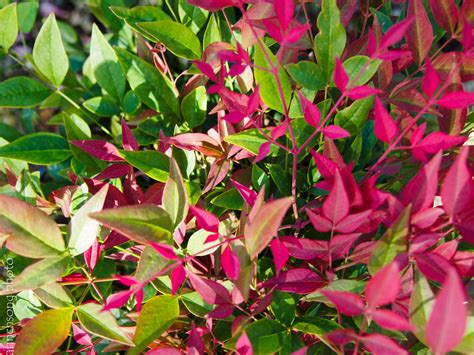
0, 0, 473, 353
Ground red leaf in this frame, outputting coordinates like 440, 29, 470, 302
426, 267, 468, 354
262, 268, 325, 294
437, 91, 474, 109
335, 210, 373, 233
346, 85, 382, 100
366, 262, 400, 308
321, 125, 350, 139
270, 238, 289, 273
406, 0, 433, 64
299, 92, 320, 128
187, 322, 205, 355
186, 271, 231, 305
327, 329, 356, 345
441, 148, 473, 218
121, 118, 138, 151
429, 0, 459, 33
379, 18, 415, 51
94, 164, 130, 180
150, 242, 178, 260
236, 331, 253, 355
421, 59, 440, 98
307, 209, 332, 232
275, 0, 293, 30
374, 96, 397, 143
334, 58, 349, 92
190, 205, 219, 233
222, 246, 240, 280
401, 152, 441, 213
187, 0, 238, 11
361, 334, 408, 355
322, 169, 349, 225
414, 252, 451, 283
171, 264, 186, 295
372, 309, 415, 331
280, 236, 328, 261
321, 290, 365, 316
285, 23, 310, 43
71, 140, 123, 162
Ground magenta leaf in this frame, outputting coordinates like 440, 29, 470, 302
321, 125, 350, 139
379, 18, 415, 51
421, 59, 440, 98
261, 268, 325, 294
121, 118, 138, 151
171, 264, 186, 295
373, 96, 397, 143
236, 331, 253, 355
187, 322, 205, 355
189, 205, 219, 233
150, 242, 178, 260
254, 141, 271, 163
221, 246, 240, 280
372, 309, 415, 331
361, 334, 408, 355
322, 169, 349, 225
429, 0, 459, 33
307, 209, 332, 232
71, 140, 124, 162
232, 179, 257, 207
270, 238, 289, 273
321, 290, 365, 316
334, 58, 349, 93
426, 267, 468, 354
103, 290, 133, 311
346, 85, 381, 100
335, 210, 372, 234
299, 92, 320, 128
186, 271, 231, 305
186, 0, 239, 11
275, 0, 293, 31
94, 164, 130, 180
366, 262, 400, 308
437, 91, 474, 109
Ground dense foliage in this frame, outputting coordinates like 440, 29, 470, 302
0, 0, 473, 353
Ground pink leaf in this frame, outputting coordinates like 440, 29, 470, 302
426, 267, 468, 354
334, 58, 349, 92
275, 0, 293, 30
414, 252, 450, 283
72, 324, 93, 347
372, 309, 415, 331
437, 91, 474, 109
298, 92, 320, 128
254, 142, 271, 163
232, 179, 257, 207
373, 96, 397, 143
346, 86, 382, 100
171, 264, 186, 295
222, 246, 240, 280
421, 59, 440, 98
186, 271, 231, 305
280, 236, 328, 261
307, 209, 332, 232
441, 147, 473, 218
321, 125, 350, 139
270, 119, 288, 140
71, 140, 124, 162
150, 242, 178, 260
321, 290, 365, 316
365, 262, 400, 308
103, 290, 133, 311
84, 238, 100, 272
189, 205, 219, 233
187, 322, 205, 355
335, 210, 373, 234
322, 169, 349, 225
121, 118, 138, 151
429, 0, 459, 33
285, 23, 310, 43
380, 18, 415, 51
187, 0, 238, 11
361, 334, 408, 355
236, 331, 253, 355
94, 164, 130, 180
270, 238, 289, 273
208, 303, 234, 319
261, 268, 325, 294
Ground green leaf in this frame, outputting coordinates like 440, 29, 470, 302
203, 13, 221, 47
135, 246, 172, 282
90, 24, 126, 102
254, 43, 292, 113
293, 317, 341, 336
368, 205, 411, 274
334, 95, 374, 135
454, 312, 474, 353
120, 150, 170, 182
211, 188, 244, 210
34, 282, 74, 309
3, 255, 69, 294
245, 318, 286, 354
67, 185, 108, 256
138, 21, 202, 60
178, 0, 208, 33
90, 204, 173, 245
0, 132, 71, 165
15, 307, 74, 355
17, 2, 38, 33
83, 96, 121, 117
32, 14, 69, 87
224, 129, 277, 155
77, 303, 134, 346
0, 3, 18, 52
0, 77, 52, 108
181, 86, 207, 128
0, 195, 65, 258
342, 55, 381, 87
163, 157, 188, 231
271, 291, 296, 326
115, 48, 180, 122
129, 295, 180, 354
110, 5, 171, 38
181, 292, 214, 317
409, 271, 434, 344
314, 0, 346, 81
286, 61, 326, 91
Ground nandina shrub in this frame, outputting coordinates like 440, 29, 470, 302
0, 0, 473, 353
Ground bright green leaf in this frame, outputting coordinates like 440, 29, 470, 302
17, 2, 38, 33
245, 318, 286, 354
83, 96, 121, 117
224, 129, 277, 156
33, 14, 69, 87
334, 95, 374, 135
409, 271, 434, 344
34, 282, 74, 309
0, 3, 18, 52
0, 77, 52, 108
181, 292, 214, 317
342, 55, 382, 87
120, 150, 170, 182
286, 61, 326, 91
181, 86, 207, 128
